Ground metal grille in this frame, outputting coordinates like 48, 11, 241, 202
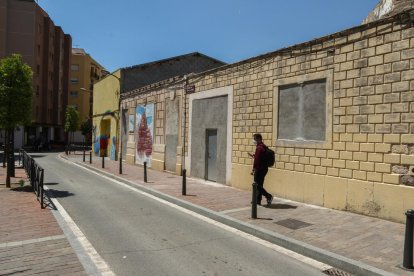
322, 268, 353, 276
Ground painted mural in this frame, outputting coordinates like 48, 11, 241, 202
110, 136, 116, 160
129, 114, 135, 133
92, 126, 100, 156
135, 104, 154, 166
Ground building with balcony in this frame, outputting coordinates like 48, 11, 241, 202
0, 0, 71, 149
69, 48, 104, 143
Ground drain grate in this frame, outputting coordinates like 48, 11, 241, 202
274, 218, 312, 230
322, 268, 353, 276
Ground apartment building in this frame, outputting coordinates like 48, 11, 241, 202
0, 0, 71, 148
69, 48, 104, 142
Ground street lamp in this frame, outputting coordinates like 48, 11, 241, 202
101, 70, 123, 174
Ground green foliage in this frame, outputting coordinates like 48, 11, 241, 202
64, 105, 79, 133
80, 119, 92, 136
0, 54, 33, 130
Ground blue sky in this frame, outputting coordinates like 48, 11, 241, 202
39, 0, 379, 72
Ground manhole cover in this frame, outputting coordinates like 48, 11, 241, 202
322, 268, 353, 276
274, 218, 312, 230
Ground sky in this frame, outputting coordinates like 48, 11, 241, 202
38, 0, 380, 72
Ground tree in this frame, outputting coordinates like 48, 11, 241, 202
64, 105, 79, 147
0, 54, 33, 187
80, 118, 92, 144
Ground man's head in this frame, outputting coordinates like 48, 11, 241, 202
253, 133, 262, 143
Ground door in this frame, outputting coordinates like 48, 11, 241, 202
206, 129, 218, 182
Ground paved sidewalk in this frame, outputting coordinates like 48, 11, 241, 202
66, 152, 411, 276
0, 165, 87, 275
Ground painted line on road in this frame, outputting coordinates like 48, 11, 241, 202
44, 184, 114, 276
62, 156, 332, 272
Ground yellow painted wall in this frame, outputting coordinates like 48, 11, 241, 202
92, 70, 121, 159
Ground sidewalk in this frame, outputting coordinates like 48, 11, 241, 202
0, 165, 87, 275
66, 152, 411, 276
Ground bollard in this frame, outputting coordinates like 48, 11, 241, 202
403, 209, 414, 269
102, 156, 105, 168
182, 169, 187, 196
144, 162, 148, 182
83, 146, 85, 162
251, 182, 258, 219
89, 151, 92, 164
65, 146, 68, 155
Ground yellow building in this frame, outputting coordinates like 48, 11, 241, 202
92, 70, 121, 159
69, 48, 104, 142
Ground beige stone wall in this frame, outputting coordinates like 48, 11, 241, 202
121, 14, 414, 222
186, 16, 414, 222
122, 81, 185, 173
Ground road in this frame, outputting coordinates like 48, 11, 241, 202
34, 152, 325, 276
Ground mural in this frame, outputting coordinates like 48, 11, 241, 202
110, 136, 116, 160
100, 119, 111, 158
129, 115, 135, 133
135, 104, 154, 166
92, 126, 100, 156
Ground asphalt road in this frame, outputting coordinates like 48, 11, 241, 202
34, 152, 325, 276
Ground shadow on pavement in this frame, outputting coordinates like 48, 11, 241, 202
266, 203, 297, 210
10, 185, 34, 193
44, 182, 59, 186
47, 189, 75, 198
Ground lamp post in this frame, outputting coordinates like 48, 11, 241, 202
101, 70, 123, 174
80, 87, 93, 157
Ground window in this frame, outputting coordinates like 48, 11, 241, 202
71, 64, 79, 71
70, 78, 78, 84
274, 71, 333, 149
36, 65, 40, 74
70, 91, 78, 97
278, 79, 326, 141
36, 86, 39, 96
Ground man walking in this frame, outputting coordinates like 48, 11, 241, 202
250, 133, 273, 206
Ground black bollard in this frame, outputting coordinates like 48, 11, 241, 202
251, 182, 258, 219
83, 146, 85, 162
403, 209, 414, 269
89, 151, 92, 164
102, 156, 104, 168
144, 162, 147, 183
182, 169, 187, 196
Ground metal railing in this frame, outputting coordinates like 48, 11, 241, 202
21, 149, 45, 209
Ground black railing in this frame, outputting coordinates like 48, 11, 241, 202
21, 150, 45, 209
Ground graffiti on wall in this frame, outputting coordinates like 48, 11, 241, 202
129, 114, 135, 133
110, 136, 116, 160
135, 104, 154, 166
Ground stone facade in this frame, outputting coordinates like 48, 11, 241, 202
122, 10, 414, 222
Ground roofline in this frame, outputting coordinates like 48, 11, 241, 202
118, 52, 226, 72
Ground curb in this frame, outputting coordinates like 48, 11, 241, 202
61, 154, 393, 276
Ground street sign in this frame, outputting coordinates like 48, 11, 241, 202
184, 84, 195, 94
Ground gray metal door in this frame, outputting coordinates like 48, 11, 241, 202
206, 129, 218, 182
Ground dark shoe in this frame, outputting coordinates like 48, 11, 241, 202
266, 195, 273, 206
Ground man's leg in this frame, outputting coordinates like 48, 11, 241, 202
254, 170, 266, 204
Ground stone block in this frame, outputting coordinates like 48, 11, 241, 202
392, 145, 409, 154
392, 165, 408, 174
401, 175, 414, 186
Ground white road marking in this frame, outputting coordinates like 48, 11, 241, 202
60, 155, 332, 272
44, 183, 115, 276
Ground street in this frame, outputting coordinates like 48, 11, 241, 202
34, 152, 325, 275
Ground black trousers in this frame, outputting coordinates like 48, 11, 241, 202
254, 168, 271, 202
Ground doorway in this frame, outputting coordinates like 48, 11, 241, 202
205, 129, 218, 182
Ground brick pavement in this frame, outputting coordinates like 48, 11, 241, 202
66, 152, 411, 275
0, 165, 87, 275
